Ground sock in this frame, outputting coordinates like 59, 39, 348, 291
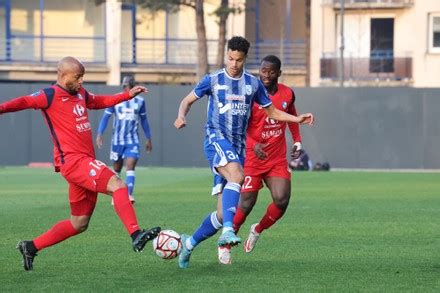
126, 170, 136, 196
256, 202, 286, 234
222, 182, 241, 232
233, 207, 247, 234
189, 211, 222, 249
113, 187, 140, 235
33, 219, 80, 251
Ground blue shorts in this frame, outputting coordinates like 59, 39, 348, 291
204, 139, 244, 195
110, 144, 140, 161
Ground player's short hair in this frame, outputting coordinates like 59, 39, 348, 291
227, 36, 250, 55
122, 76, 136, 88
261, 55, 282, 71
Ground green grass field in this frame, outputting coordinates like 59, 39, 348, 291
0, 167, 439, 291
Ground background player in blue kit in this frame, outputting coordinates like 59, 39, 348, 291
96, 76, 152, 203
174, 36, 314, 269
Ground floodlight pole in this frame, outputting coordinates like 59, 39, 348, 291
339, 0, 345, 87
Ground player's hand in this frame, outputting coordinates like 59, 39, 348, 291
174, 117, 186, 129
254, 143, 268, 160
145, 139, 152, 153
298, 113, 314, 125
128, 86, 148, 98
96, 135, 104, 149
291, 142, 302, 160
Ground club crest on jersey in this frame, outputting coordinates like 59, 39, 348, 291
245, 85, 252, 95
282, 101, 288, 109
73, 104, 85, 117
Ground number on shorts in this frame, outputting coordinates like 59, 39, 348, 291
243, 176, 253, 189
89, 160, 105, 170
226, 150, 237, 160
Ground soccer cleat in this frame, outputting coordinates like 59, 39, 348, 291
218, 230, 241, 247
218, 244, 232, 265
178, 234, 192, 269
17, 241, 37, 271
132, 226, 161, 252
244, 223, 260, 253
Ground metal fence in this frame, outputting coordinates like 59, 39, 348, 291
0, 35, 106, 63
121, 38, 306, 68
322, 0, 414, 6
320, 56, 412, 81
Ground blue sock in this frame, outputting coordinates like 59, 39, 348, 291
188, 211, 222, 249
222, 182, 241, 231
126, 170, 135, 196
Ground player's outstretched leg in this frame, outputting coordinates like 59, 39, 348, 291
178, 234, 192, 269
244, 223, 260, 253
16, 241, 38, 271
132, 226, 161, 252
218, 182, 242, 247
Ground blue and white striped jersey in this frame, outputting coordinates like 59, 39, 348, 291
97, 95, 151, 146
194, 68, 272, 155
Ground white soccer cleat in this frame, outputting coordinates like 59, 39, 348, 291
218, 245, 232, 265
244, 223, 260, 253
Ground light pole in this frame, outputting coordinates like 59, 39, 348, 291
339, 0, 345, 87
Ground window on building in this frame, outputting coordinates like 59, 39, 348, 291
429, 14, 440, 53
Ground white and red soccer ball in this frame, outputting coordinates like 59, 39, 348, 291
152, 230, 182, 259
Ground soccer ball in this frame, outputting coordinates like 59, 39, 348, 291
152, 229, 182, 259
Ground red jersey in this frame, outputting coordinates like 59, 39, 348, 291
245, 83, 302, 168
0, 84, 131, 170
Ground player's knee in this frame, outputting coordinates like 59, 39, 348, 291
230, 174, 244, 185
108, 176, 127, 192
273, 194, 290, 210
71, 217, 90, 233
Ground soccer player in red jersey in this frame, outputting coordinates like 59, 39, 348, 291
0, 57, 160, 271
218, 55, 306, 263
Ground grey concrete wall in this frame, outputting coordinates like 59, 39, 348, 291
0, 83, 439, 169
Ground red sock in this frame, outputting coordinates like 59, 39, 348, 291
113, 188, 140, 235
255, 203, 286, 234
233, 207, 247, 234
33, 219, 80, 251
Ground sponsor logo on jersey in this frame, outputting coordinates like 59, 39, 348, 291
218, 102, 249, 115
76, 122, 91, 132
261, 129, 283, 139
89, 169, 97, 177
77, 93, 83, 100
73, 104, 85, 117
214, 84, 229, 91
282, 101, 288, 109
226, 94, 245, 101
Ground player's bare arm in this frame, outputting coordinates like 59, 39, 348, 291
264, 104, 314, 125
96, 134, 104, 149
128, 85, 148, 98
145, 138, 152, 153
174, 91, 198, 129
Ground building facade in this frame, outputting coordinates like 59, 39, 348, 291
0, 0, 308, 86
311, 0, 440, 87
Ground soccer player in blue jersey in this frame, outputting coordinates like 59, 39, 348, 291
96, 76, 152, 203
174, 36, 314, 269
